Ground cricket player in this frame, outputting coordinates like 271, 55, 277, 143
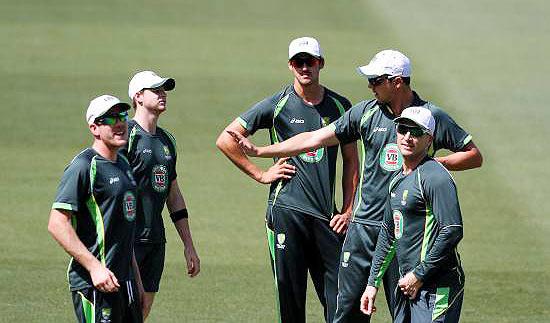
48, 95, 143, 323
228, 49, 482, 322
360, 106, 465, 323
123, 71, 200, 319
216, 37, 359, 323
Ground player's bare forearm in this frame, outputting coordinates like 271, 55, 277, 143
256, 126, 340, 158
341, 141, 359, 214
216, 120, 267, 182
436, 141, 483, 171
48, 209, 102, 272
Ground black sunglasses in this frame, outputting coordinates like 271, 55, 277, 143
95, 111, 129, 125
367, 75, 397, 86
291, 55, 318, 68
396, 124, 427, 138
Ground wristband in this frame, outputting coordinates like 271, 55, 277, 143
170, 209, 188, 223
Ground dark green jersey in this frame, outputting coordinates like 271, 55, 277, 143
368, 158, 464, 287
238, 85, 351, 221
331, 92, 472, 225
121, 120, 178, 243
52, 148, 138, 291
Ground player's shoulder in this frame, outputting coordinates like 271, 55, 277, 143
324, 87, 352, 108
157, 126, 177, 149
418, 158, 455, 187
65, 148, 95, 172
353, 99, 380, 123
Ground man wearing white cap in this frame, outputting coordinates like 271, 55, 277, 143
123, 71, 200, 319
48, 95, 144, 322
360, 106, 466, 323
227, 49, 482, 322
217, 37, 358, 322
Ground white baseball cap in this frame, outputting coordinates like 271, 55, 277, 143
128, 71, 175, 100
357, 49, 411, 79
86, 95, 130, 125
394, 106, 435, 136
288, 37, 323, 60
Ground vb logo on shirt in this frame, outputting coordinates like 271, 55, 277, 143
151, 164, 168, 192
123, 191, 136, 221
380, 143, 403, 171
299, 148, 324, 163
393, 210, 403, 239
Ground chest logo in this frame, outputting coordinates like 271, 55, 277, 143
290, 118, 305, 124
151, 164, 168, 192
299, 147, 324, 163
379, 143, 403, 171
123, 191, 136, 222
276, 233, 286, 249
163, 145, 172, 160
321, 117, 331, 127
393, 210, 403, 239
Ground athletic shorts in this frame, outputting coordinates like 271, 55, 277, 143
72, 280, 142, 323
134, 243, 166, 293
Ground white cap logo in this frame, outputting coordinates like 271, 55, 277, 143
288, 37, 322, 59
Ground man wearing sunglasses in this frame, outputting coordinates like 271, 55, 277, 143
48, 95, 144, 322
361, 106, 466, 323
227, 49, 482, 322
217, 37, 359, 323
123, 71, 200, 320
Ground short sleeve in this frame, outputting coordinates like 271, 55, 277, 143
431, 105, 472, 153
238, 93, 281, 135
52, 158, 90, 212
332, 102, 368, 144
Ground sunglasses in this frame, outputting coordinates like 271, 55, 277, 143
291, 55, 319, 68
95, 111, 129, 125
396, 124, 427, 138
367, 75, 397, 86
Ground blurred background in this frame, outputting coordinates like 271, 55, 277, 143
0, 0, 548, 321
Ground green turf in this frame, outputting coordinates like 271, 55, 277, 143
1, 0, 548, 322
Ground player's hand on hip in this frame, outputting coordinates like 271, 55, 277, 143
90, 264, 120, 293
259, 157, 296, 184
398, 271, 423, 299
184, 245, 201, 278
360, 285, 378, 316
330, 212, 351, 234
226, 130, 259, 157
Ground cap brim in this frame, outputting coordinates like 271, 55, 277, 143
356, 65, 382, 78
150, 78, 175, 91
289, 52, 322, 60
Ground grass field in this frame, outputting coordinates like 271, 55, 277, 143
1, 0, 549, 322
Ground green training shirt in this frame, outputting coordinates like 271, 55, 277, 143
238, 84, 352, 221
368, 157, 464, 287
331, 92, 472, 226
121, 120, 178, 244
52, 148, 138, 291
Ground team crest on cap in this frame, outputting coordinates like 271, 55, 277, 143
380, 143, 403, 171
123, 191, 136, 221
299, 148, 324, 163
151, 164, 168, 192
393, 210, 403, 239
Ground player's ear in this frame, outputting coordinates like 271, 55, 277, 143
318, 57, 325, 69
89, 123, 100, 137
288, 60, 294, 72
